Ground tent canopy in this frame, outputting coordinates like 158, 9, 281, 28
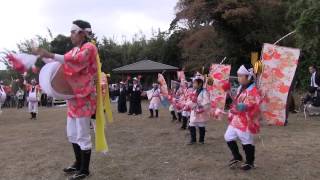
112, 60, 178, 73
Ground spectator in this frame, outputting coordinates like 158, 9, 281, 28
41, 93, 48, 106
303, 65, 320, 105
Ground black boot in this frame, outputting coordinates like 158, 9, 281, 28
227, 141, 243, 168
33, 113, 37, 120
148, 109, 154, 118
171, 111, 177, 121
30, 113, 33, 119
177, 112, 182, 122
64, 143, 81, 174
188, 126, 196, 145
69, 150, 91, 180
155, 110, 159, 118
199, 127, 205, 144
241, 144, 255, 171
181, 116, 188, 130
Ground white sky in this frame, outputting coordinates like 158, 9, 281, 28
0, 0, 177, 70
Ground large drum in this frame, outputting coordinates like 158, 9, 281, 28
39, 62, 74, 100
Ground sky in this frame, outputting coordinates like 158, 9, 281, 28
0, 0, 178, 70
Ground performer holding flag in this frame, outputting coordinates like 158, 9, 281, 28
185, 73, 210, 144
181, 81, 193, 130
175, 83, 185, 122
224, 64, 261, 171
33, 20, 99, 180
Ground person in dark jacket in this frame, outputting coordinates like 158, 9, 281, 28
128, 77, 142, 115
41, 93, 48, 107
303, 65, 320, 104
117, 82, 127, 113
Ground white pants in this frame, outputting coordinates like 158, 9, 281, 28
149, 103, 160, 110
66, 116, 92, 150
28, 101, 38, 113
189, 122, 206, 127
169, 105, 175, 111
224, 125, 254, 145
182, 111, 190, 117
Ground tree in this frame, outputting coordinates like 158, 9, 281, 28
50, 34, 73, 54
171, 0, 292, 73
287, 0, 320, 86
98, 30, 183, 82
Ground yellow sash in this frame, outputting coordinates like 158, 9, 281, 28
95, 54, 113, 152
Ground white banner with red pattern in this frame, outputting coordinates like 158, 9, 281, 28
207, 64, 231, 119
259, 43, 300, 125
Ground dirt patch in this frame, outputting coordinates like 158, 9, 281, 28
0, 101, 319, 180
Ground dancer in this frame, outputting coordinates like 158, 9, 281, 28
147, 83, 161, 118
24, 79, 40, 120
181, 81, 193, 130
168, 85, 178, 122
175, 83, 185, 122
224, 64, 261, 171
186, 73, 210, 144
33, 20, 97, 179
16, 87, 25, 109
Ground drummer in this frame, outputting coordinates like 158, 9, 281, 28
33, 20, 97, 180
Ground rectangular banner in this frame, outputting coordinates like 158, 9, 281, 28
207, 64, 231, 110
259, 43, 300, 125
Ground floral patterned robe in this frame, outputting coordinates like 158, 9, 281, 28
228, 83, 262, 134
63, 42, 98, 118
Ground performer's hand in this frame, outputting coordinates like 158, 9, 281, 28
32, 48, 54, 59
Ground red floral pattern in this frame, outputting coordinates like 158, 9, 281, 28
259, 43, 300, 125
229, 85, 262, 134
207, 64, 231, 119
63, 42, 98, 118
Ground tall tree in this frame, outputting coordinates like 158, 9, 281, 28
171, 0, 291, 73
287, 0, 320, 86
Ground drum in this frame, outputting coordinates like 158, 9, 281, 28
39, 62, 74, 100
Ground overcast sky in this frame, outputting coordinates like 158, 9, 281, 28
0, 0, 178, 70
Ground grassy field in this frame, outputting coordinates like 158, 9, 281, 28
0, 101, 319, 180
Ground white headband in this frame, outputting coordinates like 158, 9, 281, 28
237, 65, 255, 80
237, 65, 253, 75
193, 72, 204, 81
71, 24, 92, 33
